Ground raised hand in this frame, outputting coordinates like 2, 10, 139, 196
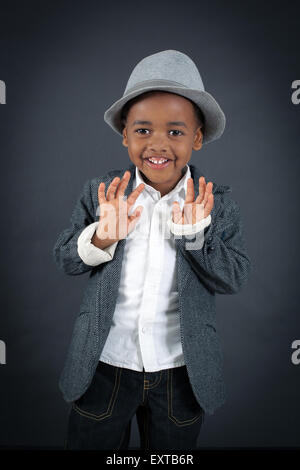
172, 176, 214, 225
92, 171, 145, 249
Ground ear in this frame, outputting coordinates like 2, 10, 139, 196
193, 127, 203, 151
122, 127, 128, 147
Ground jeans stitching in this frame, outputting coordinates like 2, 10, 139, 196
167, 369, 202, 427
73, 367, 122, 421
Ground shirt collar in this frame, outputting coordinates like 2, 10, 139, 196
134, 164, 191, 201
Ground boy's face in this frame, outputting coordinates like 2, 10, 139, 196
122, 91, 203, 197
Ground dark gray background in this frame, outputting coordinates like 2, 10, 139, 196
0, 0, 299, 449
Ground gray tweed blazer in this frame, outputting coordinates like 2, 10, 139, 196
53, 162, 251, 416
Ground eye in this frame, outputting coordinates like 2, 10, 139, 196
169, 130, 184, 136
134, 128, 184, 136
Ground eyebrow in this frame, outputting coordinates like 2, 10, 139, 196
131, 120, 188, 129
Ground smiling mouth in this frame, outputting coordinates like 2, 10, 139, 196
143, 155, 173, 162
143, 157, 172, 169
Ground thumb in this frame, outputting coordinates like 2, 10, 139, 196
128, 205, 143, 222
134, 205, 143, 218
127, 206, 143, 235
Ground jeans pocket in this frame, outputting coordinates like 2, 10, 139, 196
72, 361, 122, 421
167, 367, 203, 426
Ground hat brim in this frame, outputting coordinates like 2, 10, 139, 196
103, 85, 225, 145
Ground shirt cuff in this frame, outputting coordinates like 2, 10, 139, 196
167, 214, 211, 236
77, 222, 119, 266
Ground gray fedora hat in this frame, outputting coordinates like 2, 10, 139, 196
103, 49, 226, 145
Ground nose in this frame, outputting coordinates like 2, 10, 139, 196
147, 133, 169, 154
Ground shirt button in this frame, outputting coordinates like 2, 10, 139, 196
142, 327, 147, 333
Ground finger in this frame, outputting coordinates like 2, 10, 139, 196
98, 182, 106, 204
115, 171, 131, 199
126, 182, 145, 210
106, 176, 121, 201
206, 181, 213, 193
193, 202, 205, 223
202, 181, 213, 206
196, 176, 206, 204
172, 201, 182, 224
127, 206, 143, 234
204, 193, 214, 218
183, 203, 193, 224
185, 178, 194, 204
192, 203, 198, 224
128, 205, 143, 222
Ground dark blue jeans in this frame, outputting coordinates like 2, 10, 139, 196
65, 361, 205, 450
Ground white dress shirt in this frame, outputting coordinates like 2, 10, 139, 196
77, 164, 211, 372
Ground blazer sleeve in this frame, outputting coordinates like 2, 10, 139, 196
174, 196, 252, 295
53, 178, 101, 276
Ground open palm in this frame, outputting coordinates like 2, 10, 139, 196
172, 176, 214, 225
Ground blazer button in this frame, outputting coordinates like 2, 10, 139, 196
208, 244, 215, 252
207, 236, 213, 244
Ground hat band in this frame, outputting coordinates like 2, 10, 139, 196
125, 78, 188, 96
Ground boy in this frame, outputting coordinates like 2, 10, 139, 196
53, 50, 251, 450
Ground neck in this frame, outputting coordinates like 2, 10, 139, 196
141, 166, 187, 197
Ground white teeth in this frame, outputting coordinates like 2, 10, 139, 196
148, 158, 168, 164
